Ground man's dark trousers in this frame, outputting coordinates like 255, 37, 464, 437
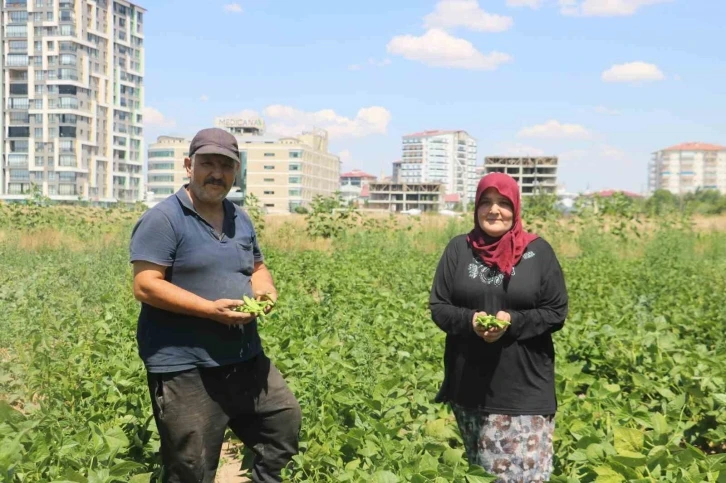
146, 354, 302, 483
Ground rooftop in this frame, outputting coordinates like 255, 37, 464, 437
662, 142, 726, 152
402, 130, 468, 138
589, 189, 644, 199
340, 169, 377, 179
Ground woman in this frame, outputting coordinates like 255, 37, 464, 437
429, 173, 568, 482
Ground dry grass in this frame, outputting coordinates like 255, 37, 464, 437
2, 211, 726, 253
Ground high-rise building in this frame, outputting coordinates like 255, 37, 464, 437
648, 143, 726, 195
399, 130, 478, 206
1, 0, 145, 203
146, 117, 341, 213
483, 156, 559, 196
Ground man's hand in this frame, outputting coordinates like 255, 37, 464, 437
473, 310, 511, 343
208, 299, 257, 326
254, 289, 278, 315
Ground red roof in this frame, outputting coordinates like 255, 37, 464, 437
340, 170, 377, 179
592, 190, 643, 199
663, 142, 726, 152
402, 130, 467, 138
444, 194, 461, 203
360, 185, 370, 197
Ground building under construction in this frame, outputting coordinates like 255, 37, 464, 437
367, 182, 444, 212
483, 156, 559, 195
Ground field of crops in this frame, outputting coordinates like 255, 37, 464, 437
1, 202, 725, 482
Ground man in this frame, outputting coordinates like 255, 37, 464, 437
129, 127, 301, 483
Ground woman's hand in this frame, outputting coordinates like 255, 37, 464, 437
473, 311, 511, 343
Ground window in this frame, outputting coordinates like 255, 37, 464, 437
6, 54, 29, 67
8, 127, 30, 138
34, 156, 44, 167
6, 26, 28, 38
10, 170, 30, 181
9, 41, 28, 51
289, 176, 301, 184
289, 150, 302, 158
289, 189, 301, 197
289, 163, 301, 171
59, 172, 76, 183
149, 175, 174, 182
34, 128, 43, 138
33, 99, 43, 109
264, 153, 275, 157
148, 150, 175, 158
264, 178, 274, 183
59, 185, 76, 196
264, 204, 275, 208
60, 54, 76, 66
8, 154, 28, 166
10, 112, 29, 123
263, 191, 275, 195
59, 126, 76, 138
150, 163, 176, 170
59, 155, 75, 166
263, 165, 275, 170
10, 83, 29, 95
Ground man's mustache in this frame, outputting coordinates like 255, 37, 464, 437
204, 179, 225, 186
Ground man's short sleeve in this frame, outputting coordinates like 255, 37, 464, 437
130, 209, 177, 266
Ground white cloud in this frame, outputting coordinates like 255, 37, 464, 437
387, 29, 512, 71
594, 105, 619, 115
506, 0, 543, 8
143, 107, 175, 128
424, 0, 514, 32
517, 120, 592, 139
561, 0, 670, 17
601, 61, 665, 83
223, 3, 243, 13
262, 105, 392, 138
200, 94, 209, 102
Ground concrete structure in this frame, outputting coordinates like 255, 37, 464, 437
146, 117, 340, 213
399, 130, 478, 205
648, 142, 726, 195
1, 0, 146, 203
483, 156, 559, 196
367, 181, 444, 213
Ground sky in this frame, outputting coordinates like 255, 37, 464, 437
141, 0, 726, 193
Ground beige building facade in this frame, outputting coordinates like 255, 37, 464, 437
146, 118, 340, 213
146, 135, 189, 202
648, 142, 726, 195
1, 0, 146, 203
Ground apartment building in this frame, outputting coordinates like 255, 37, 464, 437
147, 117, 341, 213
399, 130, 478, 205
483, 156, 559, 196
146, 136, 187, 202
1, 0, 145, 203
648, 142, 726, 195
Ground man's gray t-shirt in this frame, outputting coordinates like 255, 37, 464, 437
129, 187, 264, 373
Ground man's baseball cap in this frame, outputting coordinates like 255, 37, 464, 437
188, 128, 240, 163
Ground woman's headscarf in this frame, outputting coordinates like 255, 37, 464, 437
466, 173, 538, 277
